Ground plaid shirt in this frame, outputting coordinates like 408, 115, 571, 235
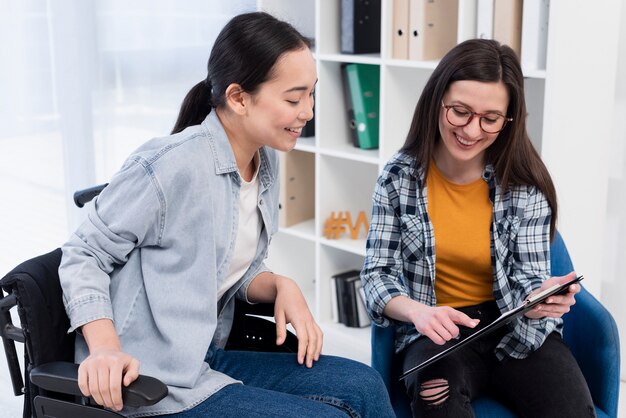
361, 152, 562, 360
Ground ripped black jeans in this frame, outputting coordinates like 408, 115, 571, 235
401, 300, 595, 418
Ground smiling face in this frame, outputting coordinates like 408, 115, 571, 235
436, 80, 509, 181
240, 47, 317, 152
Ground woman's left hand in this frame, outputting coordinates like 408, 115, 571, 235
524, 272, 580, 319
274, 276, 324, 368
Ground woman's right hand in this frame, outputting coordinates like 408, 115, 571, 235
384, 296, 479, 345
407, 304, 479, 345
78, 348, 140, 411
79, 319, 140, 411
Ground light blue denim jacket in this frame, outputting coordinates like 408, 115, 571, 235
59, 111, 279, 417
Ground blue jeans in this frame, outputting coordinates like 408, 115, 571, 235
160, 348, 395, 418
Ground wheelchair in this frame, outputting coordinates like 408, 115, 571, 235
0, 184, 298, 418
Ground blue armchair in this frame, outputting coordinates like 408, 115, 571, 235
370, 231, 621, 418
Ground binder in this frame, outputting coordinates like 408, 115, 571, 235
392, 0, 410, 59
476, 0, 493, 39
493, 0, 523, 57
355, 281, 371, 327
521, 0, 550, 70
408, 0, 459, 61
341, 64, 360, 148
342, 63, 380, 149
332, 270, 361, 326
331, 269, 371, 327
344, 276, 360, 327
341, 275, 370, 328
278, 150, 315, 228
301, 105, 315, 138
341, 0, 382, 54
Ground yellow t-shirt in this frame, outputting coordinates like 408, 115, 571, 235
427, 162, 495, 307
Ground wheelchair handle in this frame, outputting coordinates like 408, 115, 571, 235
31, 361, 168, 407
0, 291, 26, 396
73, 183, 108, 208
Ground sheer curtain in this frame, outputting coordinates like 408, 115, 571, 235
0, 0, 254, 273
0, 2, 254, 415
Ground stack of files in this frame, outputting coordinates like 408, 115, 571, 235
301, 106, 315, 138
330, 270, 371, 328
392, 0, 458, 61
477, 0, 523, 58
341, 0, 381, 54
278, 150, 315, 228
493, 0, 523, 57
341, 63, 380, 150
391, 0, 410, 59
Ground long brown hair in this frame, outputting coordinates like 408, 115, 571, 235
401, 39, 557, 239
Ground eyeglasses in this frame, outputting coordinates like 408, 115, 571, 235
441, 102, 513, 134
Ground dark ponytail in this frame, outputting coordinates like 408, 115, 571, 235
171, 12, 310, 135
170, 80, 213, 134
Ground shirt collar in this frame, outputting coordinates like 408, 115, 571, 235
201, 111, 275, 189
482, 164, 495, 182
202, 111, 238, 174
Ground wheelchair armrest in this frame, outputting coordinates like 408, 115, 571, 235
30, 361, 168, 407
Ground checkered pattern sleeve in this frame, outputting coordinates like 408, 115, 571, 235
495, 185, 562, 359
510, 186, 552, 303
361, 166, 411, 327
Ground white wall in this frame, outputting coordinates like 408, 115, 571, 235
541, 0, 625, 380
602, 0, 626, 381
541, 0, 621, 296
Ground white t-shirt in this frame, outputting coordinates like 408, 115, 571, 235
218, 153, 263, 299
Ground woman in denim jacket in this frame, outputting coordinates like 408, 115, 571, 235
361, 39, 595, 417
59, 12, 393, 418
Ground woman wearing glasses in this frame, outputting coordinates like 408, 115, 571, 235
361, 39, 594, 417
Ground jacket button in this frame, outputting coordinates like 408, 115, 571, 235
259, 199, 263, 205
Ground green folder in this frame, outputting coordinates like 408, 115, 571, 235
344, 64, 380, 149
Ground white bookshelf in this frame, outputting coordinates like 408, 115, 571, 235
258, 0, 622, 364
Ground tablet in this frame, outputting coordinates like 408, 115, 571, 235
399, 275, 584, 381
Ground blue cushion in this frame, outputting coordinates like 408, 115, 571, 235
472, 397, 517, 418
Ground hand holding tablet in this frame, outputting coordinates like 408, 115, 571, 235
399, 275, 584, 381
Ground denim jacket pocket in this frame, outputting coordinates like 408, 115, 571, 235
113, 282, 146, 337
400, 214, 426, 261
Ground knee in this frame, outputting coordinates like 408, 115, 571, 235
318, 357, 394, 417
313, 356, 387, 399
324, 356, 387, 391
350, 365, 394, 417
419, 378, 449, 406
345, 360, 388, 393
